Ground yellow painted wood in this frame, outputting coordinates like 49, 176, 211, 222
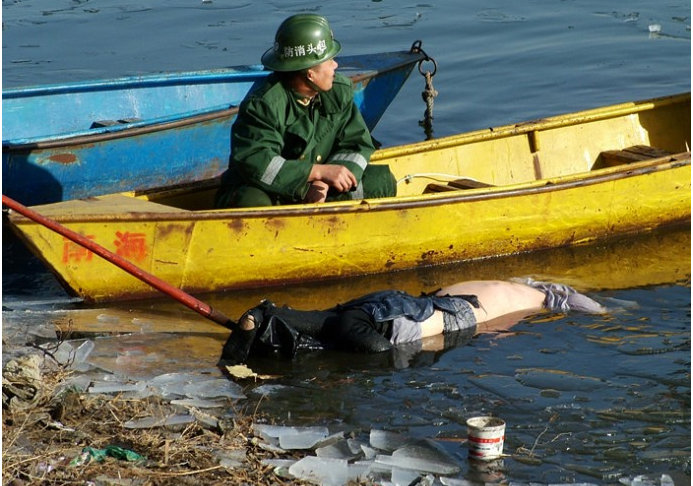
8, 93, 691, 302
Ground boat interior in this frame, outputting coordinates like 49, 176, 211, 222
131, 94, 690, 212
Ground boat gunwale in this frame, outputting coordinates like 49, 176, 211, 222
2, 49, 426, 150
372, 92, 691, 160
11, 154, 690, 225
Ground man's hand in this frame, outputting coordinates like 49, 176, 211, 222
309, 164, 357, 193
303, 181, 329, 203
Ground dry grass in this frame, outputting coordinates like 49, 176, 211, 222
2, 358, 312, 486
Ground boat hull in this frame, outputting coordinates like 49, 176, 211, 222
8, 93, 691, 302
2, 49, 425, 205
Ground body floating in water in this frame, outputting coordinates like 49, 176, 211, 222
219, 278, 608, 365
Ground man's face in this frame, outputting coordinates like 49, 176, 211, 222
308, 57, 338, 92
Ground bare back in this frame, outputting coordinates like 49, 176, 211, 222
436, 280, 546, 324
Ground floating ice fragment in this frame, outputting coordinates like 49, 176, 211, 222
184, 378, 245, 399
361, 444, 377, 460
49, 341, 75, 366
96, 313, 120, 323
375, 441, 461, 475
58, 375, 92, 394
370, 429, 412, 451
648, 24, 662, 33
123, 414, 194, 429
150, 372, 205, 385
215, 449, 246, 469
347, 438, 366, 454
391, 466, 420, 485
190, 409, 219, 429
88, 381, 145, 395
314, 431, 346, 450
257, 441, 287, 454
254, 424, 328, 440
515, 368, 607, 392
660, 474, 675, 486
252, 384, 287, 395
69, 340, 95, 371
170, 398, 227, 408
316, 439, 362, 460
279, 428, 331, 450
619, 474, 676, 486
440, 477, 477, 486
261, 458, 296, 468
288, 456, 350, 486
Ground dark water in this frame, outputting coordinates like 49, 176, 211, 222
2, 0, 691, 483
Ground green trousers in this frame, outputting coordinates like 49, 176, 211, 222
215, 164, 397, 208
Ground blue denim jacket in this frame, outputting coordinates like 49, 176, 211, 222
336, 290, 479, 323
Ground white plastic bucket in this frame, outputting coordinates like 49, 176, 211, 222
466, 416, 506, 460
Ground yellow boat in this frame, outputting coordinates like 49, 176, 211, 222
7, 92, 691, 303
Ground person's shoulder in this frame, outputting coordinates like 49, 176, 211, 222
321, 73, 355, 108
243, 74, 290, 106
330, 73, 355, 98
332, 73, 354, 88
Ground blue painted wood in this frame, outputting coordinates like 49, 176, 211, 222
2, 49, 424, 205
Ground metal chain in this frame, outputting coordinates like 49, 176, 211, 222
410, 41, 438, 140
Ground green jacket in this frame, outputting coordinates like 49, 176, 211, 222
218, 73, 376, 203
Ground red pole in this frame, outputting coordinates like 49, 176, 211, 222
2, 194, 234, 330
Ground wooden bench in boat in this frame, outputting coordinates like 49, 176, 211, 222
424, 177, 495, 193
598, 145, 672, 167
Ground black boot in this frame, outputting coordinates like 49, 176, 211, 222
218, 302, 270, 365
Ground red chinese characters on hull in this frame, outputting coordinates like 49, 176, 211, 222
114, 231, 148, 262
61, 231, 149, 264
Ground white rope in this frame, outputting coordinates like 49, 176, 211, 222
396, 172, 481, 185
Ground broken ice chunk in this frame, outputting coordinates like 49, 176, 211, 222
70, 340, 95, 371
316, 439, 362, 461
391, 466, 420, 485
170, 398, 227, 408
262, 458, 296, 468
183, 378, 245, 400
370, 429, 413, 452
440, 477, 478, 486
288, 456, 349, 486
88, 381, 145, 395
124, 414, 195, 429
279, 428, 331, 450
375, 440, 461, 475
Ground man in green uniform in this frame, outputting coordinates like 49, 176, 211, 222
215, 14, 396, 207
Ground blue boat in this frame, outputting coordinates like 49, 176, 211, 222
2, 44, 427, 205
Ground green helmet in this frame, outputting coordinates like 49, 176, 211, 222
261, 14, 341, 72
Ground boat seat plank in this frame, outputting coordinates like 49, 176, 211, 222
448, 178, 495, 190
25, 194, 188, 219
600, 145, 672, 166
424, 177, 495, 193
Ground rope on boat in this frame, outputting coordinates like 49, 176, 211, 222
396, 173, 483, 185
410, 40, 438, 140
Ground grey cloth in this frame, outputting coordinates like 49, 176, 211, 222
390, 316, 423, 345
442, 298, 477, 332
389, 298, 476, 346
515, 278, 607, 314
